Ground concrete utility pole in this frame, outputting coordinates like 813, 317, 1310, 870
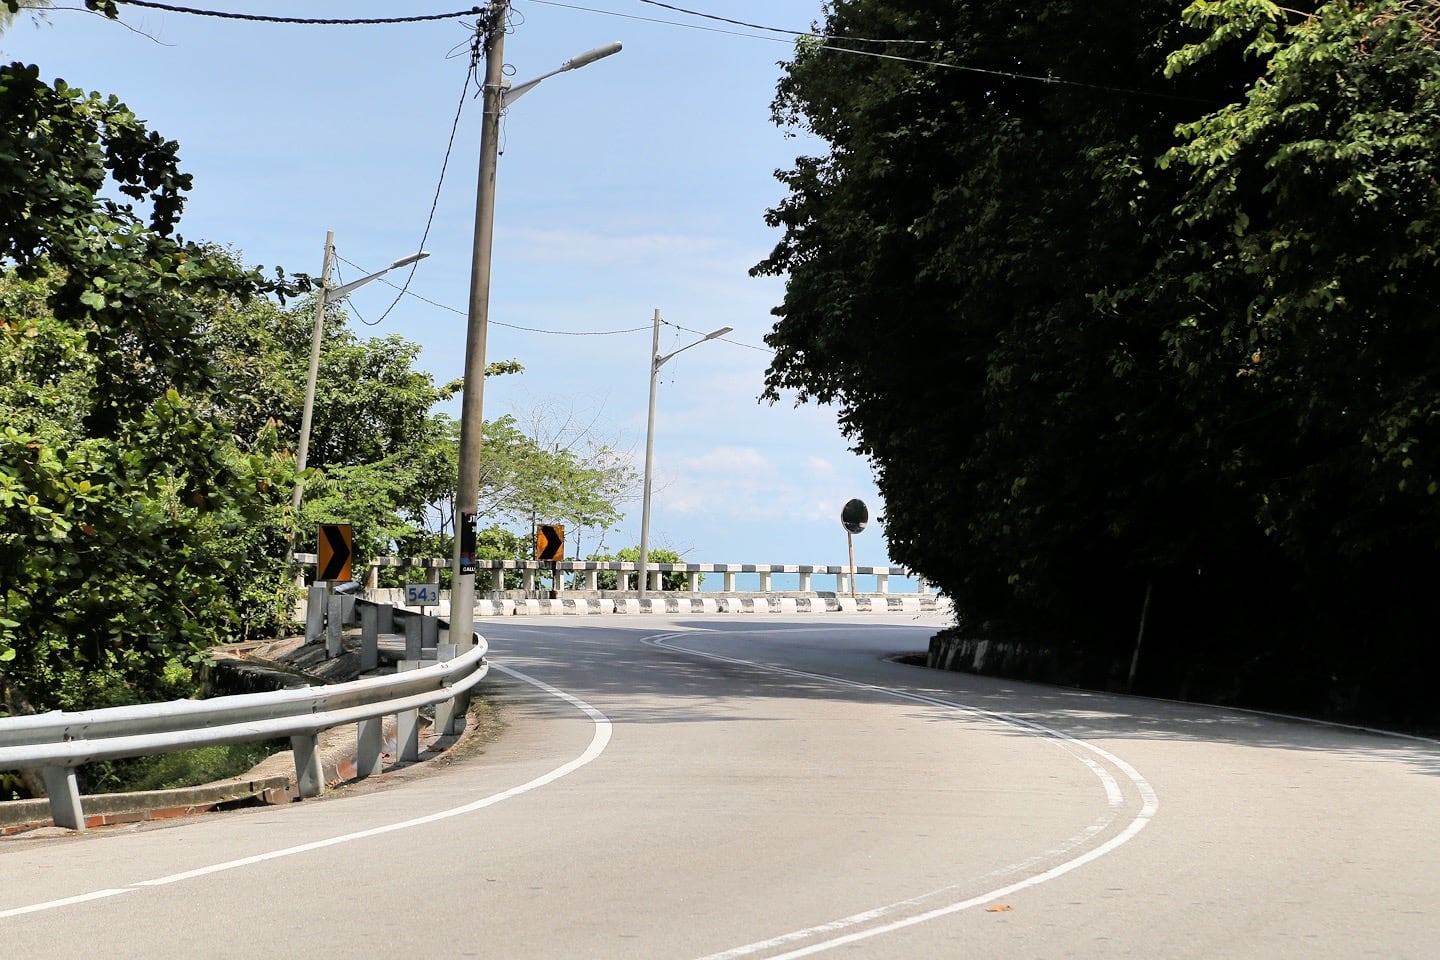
292, 230, 336, 524
450, 3, 508, 649
638, 308, 663, 597
639, 310, 731, 598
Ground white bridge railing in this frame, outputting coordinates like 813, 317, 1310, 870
298, 555, 933, 595
0, 638, 488, 831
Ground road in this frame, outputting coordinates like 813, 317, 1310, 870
3, 614, 1438, 958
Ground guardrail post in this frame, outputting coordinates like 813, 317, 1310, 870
403, 616, 422, 660
421, 616, 439, 655
395, 661, 421, 762
432, 644, 464, 736
305, 585, 326, 643
522, 568, 536, 593
687, 571, 699, 592
326, 594, 344, 658
799, 570, 812, 592
724, 570, 736, 592
759, 570, 772, 593
359, 605, 379, 672
876, 572, 889, 594
837, 571, 848, 594
355, 717, 383, 779
291, 733, 324, 799
377, 602, 394, 634
585, 568, 599, 591
365, 562, 379, 591
42, 767, 85, 831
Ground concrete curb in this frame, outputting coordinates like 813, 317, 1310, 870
1, 710, 457, 837
1, 775, 293, 835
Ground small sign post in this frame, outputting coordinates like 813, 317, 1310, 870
840, 499, 869, 599
536, 524, 564, 598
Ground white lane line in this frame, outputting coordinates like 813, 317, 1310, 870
0, 663, 609, 918
644, 633, 1159, 960
0, 889, 134, 918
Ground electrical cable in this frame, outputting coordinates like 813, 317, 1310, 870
660, 318, 772, 354
362, 18, 488, 327
527, 0, 1215, 105
113, 1, 486, 25
333, 258, 652, 336
635, 0, 936, 44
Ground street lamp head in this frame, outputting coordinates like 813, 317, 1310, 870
562, 41, 622, 72
390, 251, 430, 270
703, 326, 734, 341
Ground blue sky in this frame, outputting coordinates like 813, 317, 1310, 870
5, 1, 906, 571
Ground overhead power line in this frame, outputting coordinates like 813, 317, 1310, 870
114, 1, 485, 25
634, 0, 936, 44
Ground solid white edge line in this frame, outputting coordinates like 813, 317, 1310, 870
643, 633, 1158, 960
1, 663, 611, 913
0, 889, 134, 920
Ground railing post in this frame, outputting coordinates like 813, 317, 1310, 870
395, 660, 421, 762
759, 570, 772, 593
724, 570, 736, 592
359, 604, 379, 672
356, 717, 383, 779
305, 584, 326, 643
687, 571, 699, 592
326, 593, 344, 658
586, 568, 599, 591
365, 562, 379, 591
42, 767, 85, 831
403, 616, 423, 660
876, 572, 889, 594
523, 567, 536, 593
432, 645, 464, 736
799, 569, 812, 592
291, 733, 324, 799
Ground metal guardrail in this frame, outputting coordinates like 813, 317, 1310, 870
0, 638, 488, 831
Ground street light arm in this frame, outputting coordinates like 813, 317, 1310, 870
501, 41, 622, 108
655, 326, 733, 369
325, 251, 429, 301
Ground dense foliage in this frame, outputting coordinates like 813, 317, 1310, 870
759, 0, 1440, 721
0, 57, 307, 722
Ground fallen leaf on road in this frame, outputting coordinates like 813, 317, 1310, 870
986, 905, 1014, 913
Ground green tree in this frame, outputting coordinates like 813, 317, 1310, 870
587, 546, 693, 592
0, 58, 305, 719
758, 0, 1440, 720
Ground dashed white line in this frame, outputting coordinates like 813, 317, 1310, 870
643, 632, 1159, 960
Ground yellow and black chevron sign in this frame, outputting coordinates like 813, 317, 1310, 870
317, 523, 353, 582
536, 524, 564, 562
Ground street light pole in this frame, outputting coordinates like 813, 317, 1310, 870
290, 230, 429, 536
638, 309, 732, 598
450, 7, 621, 647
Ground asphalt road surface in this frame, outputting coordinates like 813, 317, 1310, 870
4, 614, 1438, 959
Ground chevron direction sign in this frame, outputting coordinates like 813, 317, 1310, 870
536, 523, 565, 562
317, 523, 353, 582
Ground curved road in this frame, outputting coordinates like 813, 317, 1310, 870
3, 614, 1438, 958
